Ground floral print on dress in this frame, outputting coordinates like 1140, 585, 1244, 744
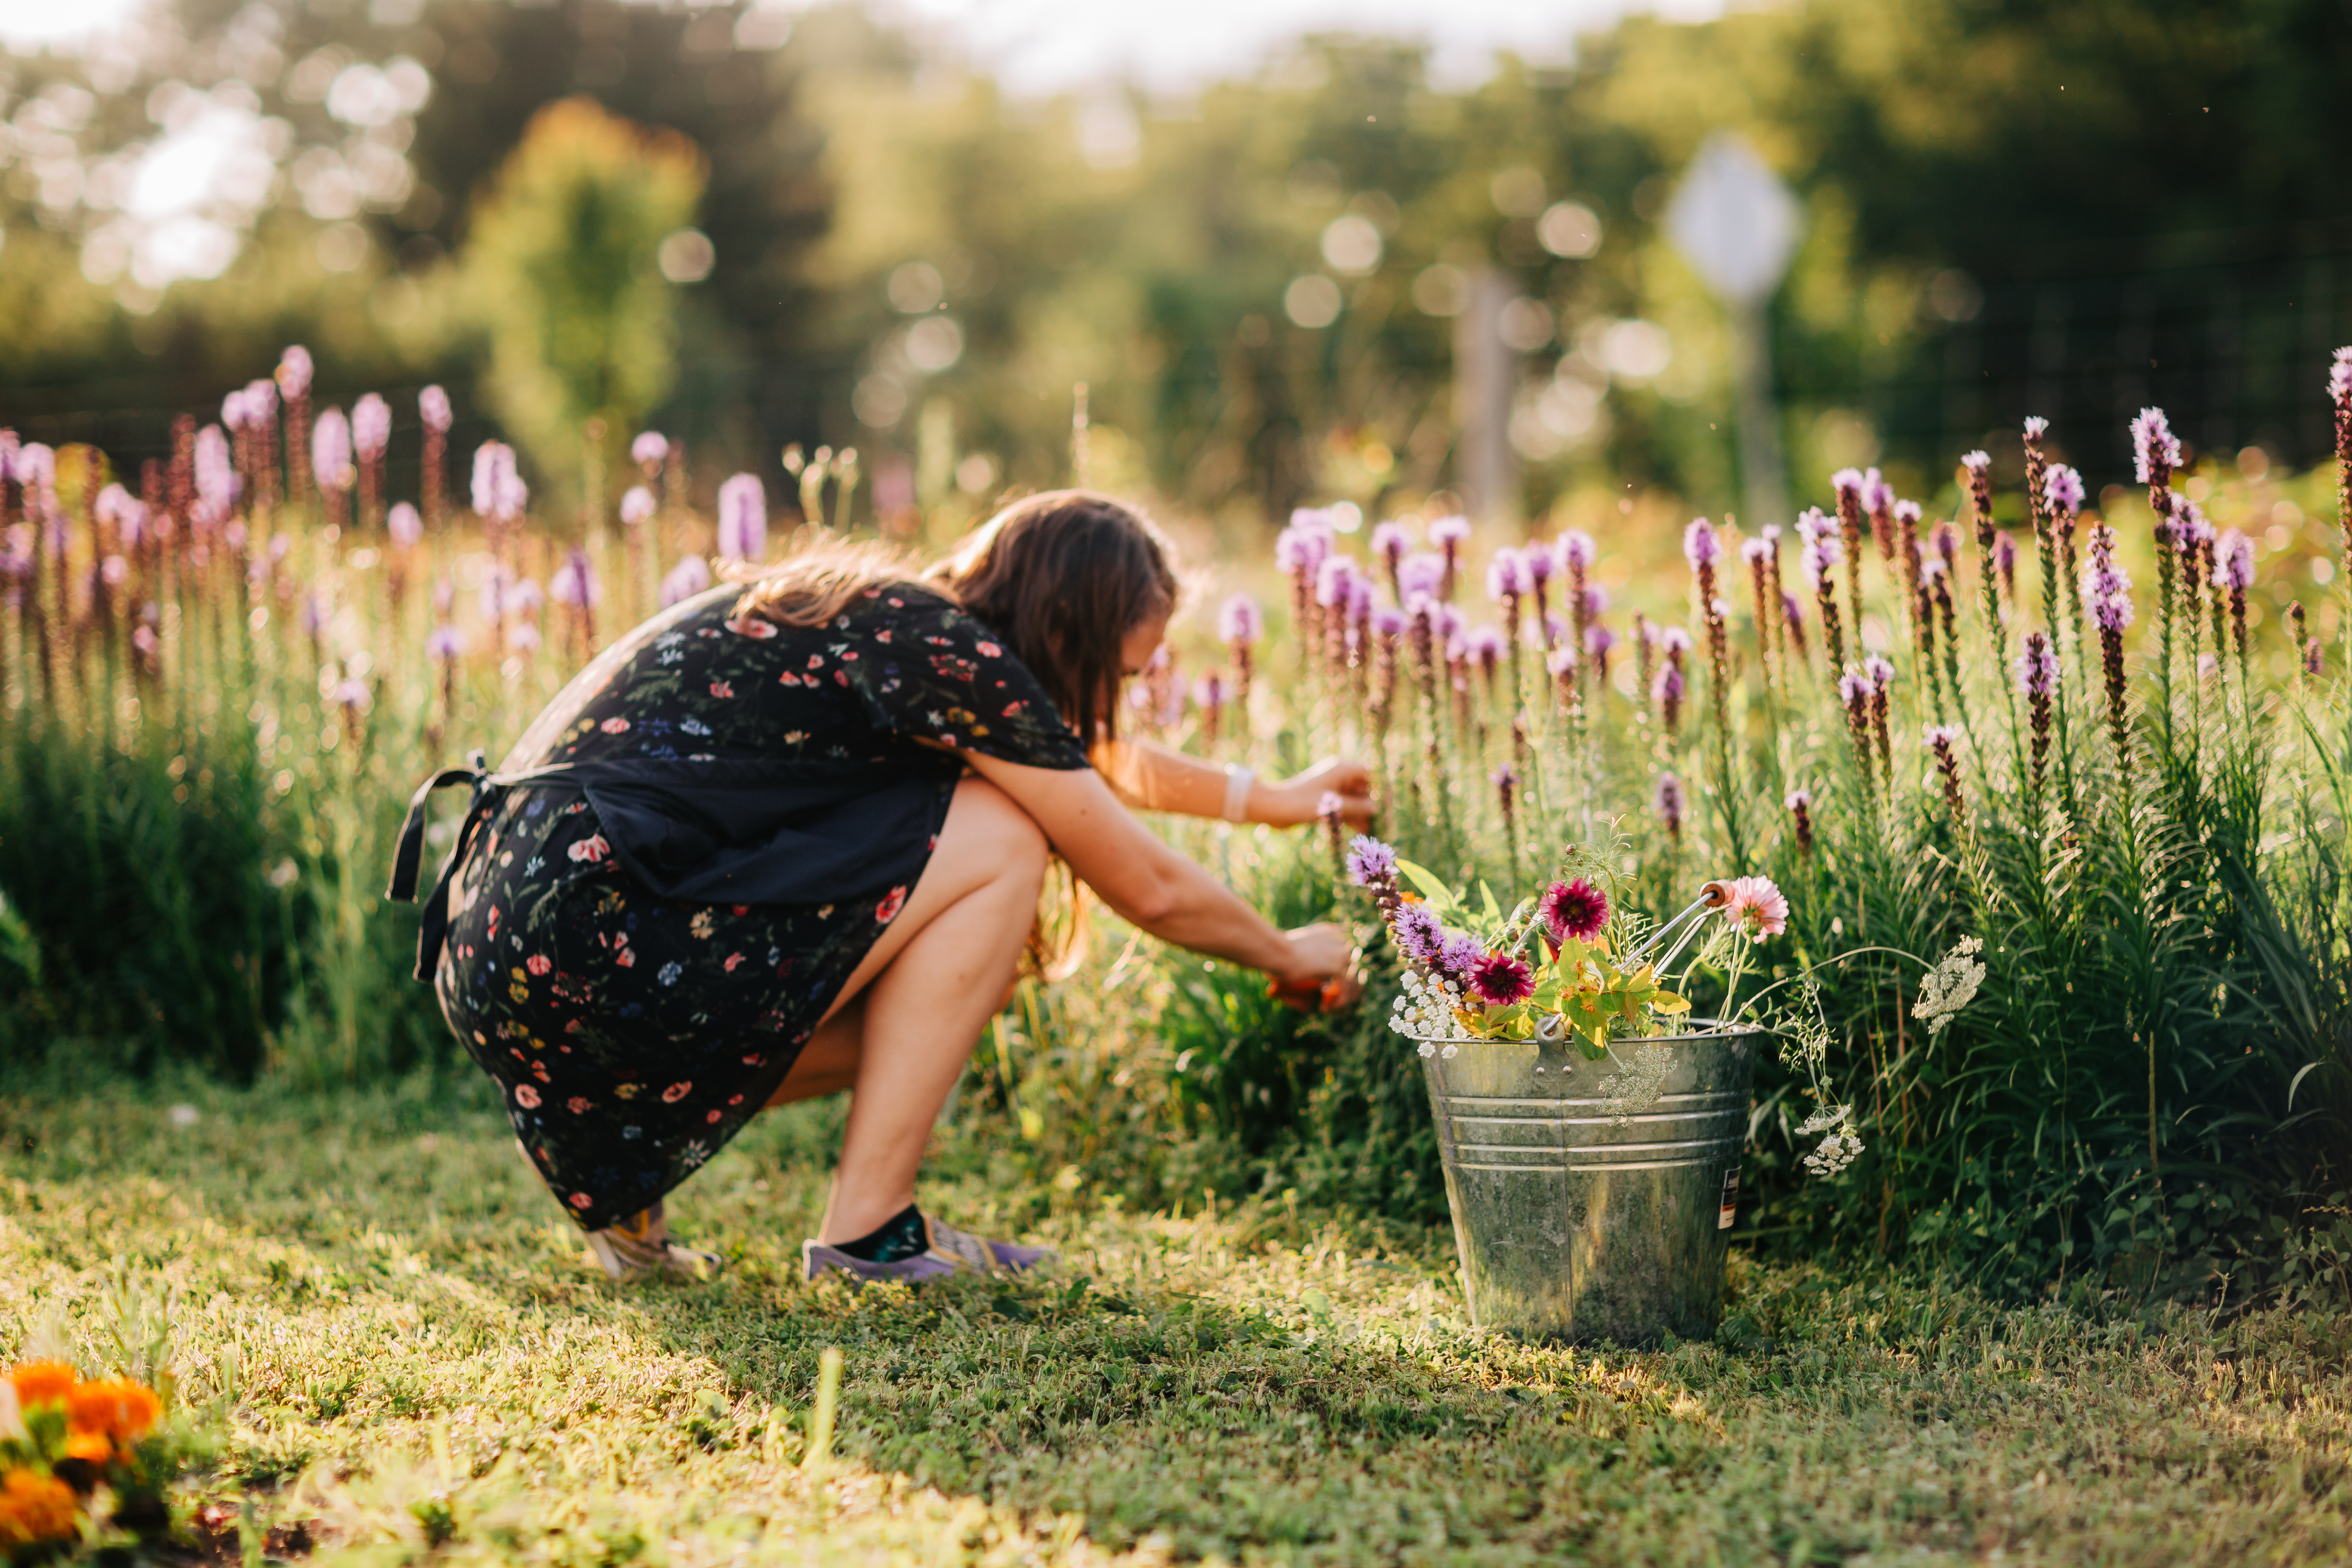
436, 582, 1087, 1231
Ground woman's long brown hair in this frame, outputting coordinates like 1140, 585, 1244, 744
734, 490, 1177, 751
732, 491, 1178, 975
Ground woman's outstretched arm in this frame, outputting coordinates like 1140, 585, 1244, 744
962, 751, 1352, 983
1093, 738, 1374, 827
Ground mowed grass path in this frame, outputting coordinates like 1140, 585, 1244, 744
3, 1081, 2349, 1567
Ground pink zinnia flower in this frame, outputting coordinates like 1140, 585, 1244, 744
1467, 950, 1534, 1006
1537, 877, 1608, 943
1723, 876, 1788, 939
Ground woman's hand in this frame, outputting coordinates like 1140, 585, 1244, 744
1266, 921, 1363, 1012
1263, 756, 1375, 828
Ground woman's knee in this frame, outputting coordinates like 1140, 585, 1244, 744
948, 776, 1049, 890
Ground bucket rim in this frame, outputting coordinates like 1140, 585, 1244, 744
1412, 1017, 1768, 1047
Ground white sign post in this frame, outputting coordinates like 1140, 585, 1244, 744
1666, 133, 1804, 535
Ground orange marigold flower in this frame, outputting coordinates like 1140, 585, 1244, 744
65, 1381, 161, 1444
0, 1467, 81, 1547
6, 1364, 77, 1410
63, 1430, 115, 1464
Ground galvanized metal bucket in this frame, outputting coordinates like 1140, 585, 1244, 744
1419, 1022, 1761, 1344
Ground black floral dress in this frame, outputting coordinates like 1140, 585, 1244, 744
429, 582, 1089, 1230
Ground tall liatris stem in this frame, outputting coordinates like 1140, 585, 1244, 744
2019, 630, 2056, 799
1895, 498, 1924, 643
2084, 520, 2135, 775
2331, 349, 2352, 685
278, 347, 312, 514
1962, 451, 2010, 690
1743, 536, 1777, 680
1684, 518, 1731, 746
1219, 593, 1261, 716
2132, 407, 2181, 740
420, 386, 451, 530
1838, 665, 1875, 791
1491, 763, 1520, 884
1798, 508, 1844, 671
1925, 723, 1968, 830
1831, 469, 1867, 658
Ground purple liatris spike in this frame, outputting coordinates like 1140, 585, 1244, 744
2018, 629, 2056, 790
1556, 529, 1596, 573
620, 486, 656, 526
551, 548, 600, 607
471, 441, 514, 520
1218, 591, 1262, 647
426, 623, 462, 661
1436, 931, 1485, 988
1315, 553, 1356, 608
1485, 547, 1527, 604
1654, 662, 1685, 732
716, 473, 767, 561
420, 386, 452, 432
2131, 407, 2181, 487
1390, 900, 1445, 966
2045, 464, 2084, 517
1784, 789, 1814, 855
660, 554, 713, 607
1396, 551, 1445, 602
1654, 772, 1684, 840
312, 407, 352, 488
1274, 522, 1328, 576
277, 345, 313, 398
1797, 508, 1841, 585
388, 502, 421, 548
632, 431, 669, 466
1682, 516, 1719, 570
1924, 723, 1968, 824
2017, 631, 2058, 696
351, 393, 391, 457
1344, 835, 1397, 889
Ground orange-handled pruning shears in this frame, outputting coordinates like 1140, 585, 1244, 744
1266, 946, 1367, 1015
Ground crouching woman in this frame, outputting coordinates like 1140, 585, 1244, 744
391, 491, 1362, 1285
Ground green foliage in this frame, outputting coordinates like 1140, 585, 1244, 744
461, 98, 707, 513
0, 710, 288, 1078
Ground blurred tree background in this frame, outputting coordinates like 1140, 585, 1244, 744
3, 0, 2349, 531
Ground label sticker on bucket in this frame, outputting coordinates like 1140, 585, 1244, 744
1717, 1170, 1740, 1230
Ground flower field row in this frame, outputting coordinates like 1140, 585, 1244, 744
2, 342, 2349, 1292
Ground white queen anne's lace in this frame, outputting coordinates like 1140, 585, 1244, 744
1387, 965, 1462, 1044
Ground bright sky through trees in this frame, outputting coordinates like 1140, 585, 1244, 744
0, 0, 1724, 92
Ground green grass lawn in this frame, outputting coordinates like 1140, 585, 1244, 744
3, 1078, 2349, 1567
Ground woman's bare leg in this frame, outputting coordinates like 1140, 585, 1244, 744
761, 776, 1046, 1243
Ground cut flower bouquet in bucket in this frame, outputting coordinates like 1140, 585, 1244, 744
1344, 830, 1988, 1342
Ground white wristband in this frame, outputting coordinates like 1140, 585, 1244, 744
1221, 765, 1255, 823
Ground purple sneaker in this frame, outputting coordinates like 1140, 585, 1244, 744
802, 1212, 1054, 1286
